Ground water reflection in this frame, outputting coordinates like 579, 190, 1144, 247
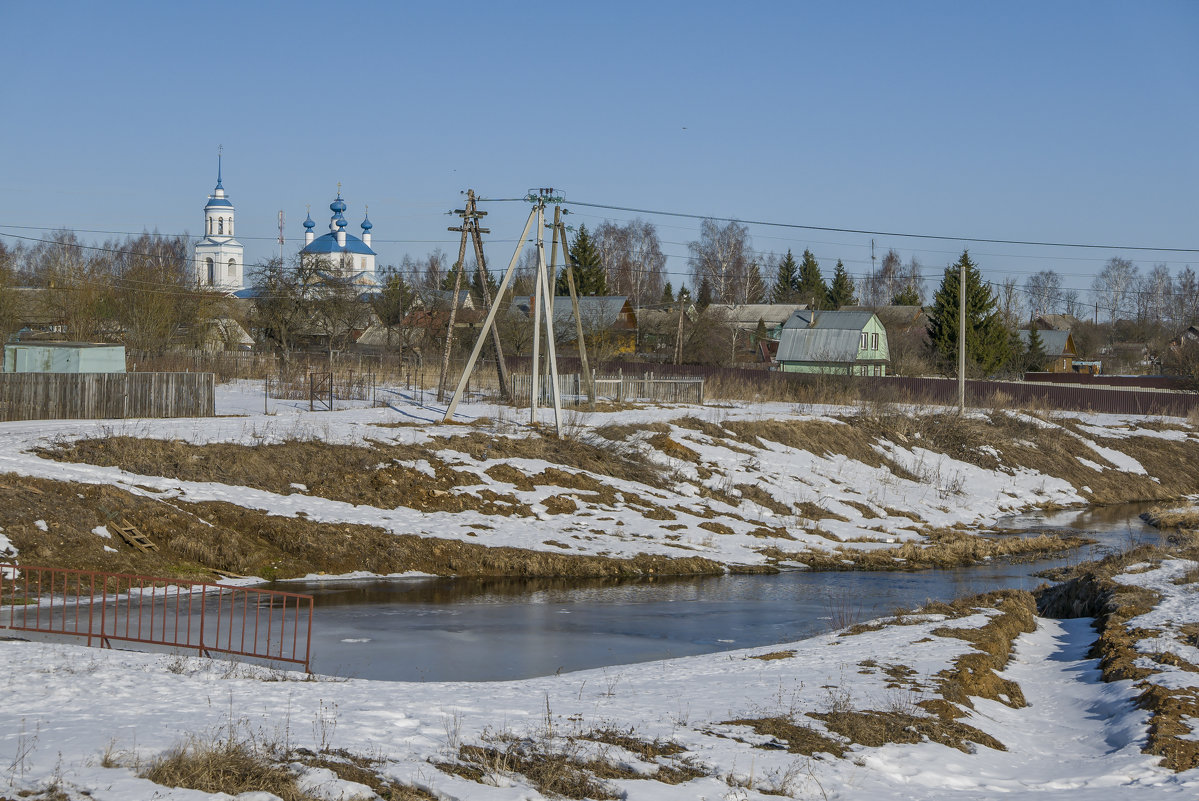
283, 503, 1164, 682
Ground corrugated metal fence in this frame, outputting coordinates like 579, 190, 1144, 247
512, 373, 705, 405
0, 372, 215, 421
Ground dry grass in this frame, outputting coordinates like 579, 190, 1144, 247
292, 749, 435, 800
722, 716, 846, 757
1144, 505, 1199, 530
765, 530, 1090, 572
439, 741, 619, 800
750, 650, 796, 661
809, 708, 1004, 753
141, 736, 313, 801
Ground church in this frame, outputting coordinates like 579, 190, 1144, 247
300, 187, 379, 291
192, 154, 244, 291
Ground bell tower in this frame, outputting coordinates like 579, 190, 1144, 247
193, 147, 245, 291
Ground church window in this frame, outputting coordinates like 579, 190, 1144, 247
218, 218, 224, 235
208, 217, 213, 235
228, 259, 236, 279
206, 258, 215, 285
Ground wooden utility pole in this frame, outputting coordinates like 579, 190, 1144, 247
448, 190, 510, 400
674, 296, 686, 365
552, 205, 595, 409
436, 205, 472, 402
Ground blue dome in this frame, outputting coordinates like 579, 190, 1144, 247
330, 196, 347, 214
360, 215, 373, 231
336, 215, 347, 228
303, 215, 316, 230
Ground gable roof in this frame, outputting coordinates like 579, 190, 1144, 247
1034, 314, 1081, 331
782, 309, 877, 331
777, 328, 864, 363
509, 296, 634, 334
708, 303, 809, 328
1018, 329, 1075, 357
841, 305, 926, 330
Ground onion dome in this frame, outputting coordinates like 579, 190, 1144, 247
330, 195, 347, 215
303, 213, 316, 231
336, 215, 348, 229
360, 211, 373, 231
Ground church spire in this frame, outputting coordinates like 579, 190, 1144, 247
215, 145, 224, 191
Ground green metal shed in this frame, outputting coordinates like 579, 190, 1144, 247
2, 342, 127, 374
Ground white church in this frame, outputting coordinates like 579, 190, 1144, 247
193, 155, 244, 290
193, 157, 379, 294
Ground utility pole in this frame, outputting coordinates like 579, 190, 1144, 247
448, 190, 510, 399
552, 205, 595, 409
958, 256, 967, 412
674, 293, 686, 365
437, 199, 473, 402
277, 211, 285, 263
444, 191, 564, 436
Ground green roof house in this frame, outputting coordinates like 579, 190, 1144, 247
775, 310, 889, 376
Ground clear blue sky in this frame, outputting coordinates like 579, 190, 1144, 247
1, 1, 1195, 298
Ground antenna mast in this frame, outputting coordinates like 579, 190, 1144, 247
277, 210, 285, 263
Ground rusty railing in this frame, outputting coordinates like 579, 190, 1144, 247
0, 565, 314, 671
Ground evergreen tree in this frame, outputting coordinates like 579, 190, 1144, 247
696, 277, 713, 310
795, 249, 828, 309
771, 250, 800, 303
892, 285, 921, 306
926, 251, 1010, 375
439, 266, 461, 293
468, 263, 499, 306
661, 282, 674, 304
754, 317, 768, 345
1024, 326, 1047, 371
826, 260, 857, 308
557, 224, 607, 296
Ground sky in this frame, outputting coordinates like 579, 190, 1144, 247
1, 0, 1196, 303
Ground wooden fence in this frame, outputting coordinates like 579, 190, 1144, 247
0, 372, 215, 421
511, 373, 705, 405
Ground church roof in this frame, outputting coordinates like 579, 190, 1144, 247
301, 232, 376, 256
204, 197, 234, 209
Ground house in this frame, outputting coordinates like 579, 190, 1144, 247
775, 310, 889, 376
1033, 314, 1081, 332
3, 342, 126, 373
1018, 329, 1077, 373
707, 304, 809, 339
509, 296, 638, 355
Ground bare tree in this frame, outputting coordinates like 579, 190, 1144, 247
1091, 257, 1139, 323
38, 233, 109, 341
1062, 289, 1082, 319
0, 242, 19, 342
249, 256, 317, 366
1175, 266, 1199, 327
997, 276, 1023, 329
418, 248, 449, 291
1136, 264, 1173, 329
108, 233, 217, 351
688, 219, 751, 304
860, 249, 904, 306
1024, 270, 1063, 318
593, 218, 666, 307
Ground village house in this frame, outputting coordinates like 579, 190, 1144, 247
509, 296, 638, 356
775, 309, 889, 376
1018, 329, 1077, 373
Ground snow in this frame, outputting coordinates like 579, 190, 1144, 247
92, 524, 111, 538
1, 601, 1194, 799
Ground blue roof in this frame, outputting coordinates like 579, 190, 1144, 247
301, 232, 376, 256
205, 197, 234, 208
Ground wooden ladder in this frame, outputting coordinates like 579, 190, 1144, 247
113, 520, 157, 552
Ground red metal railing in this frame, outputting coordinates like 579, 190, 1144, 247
0, 565, 314, 672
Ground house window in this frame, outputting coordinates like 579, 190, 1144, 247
860, 332, 868, 349
871, 332, 879, 350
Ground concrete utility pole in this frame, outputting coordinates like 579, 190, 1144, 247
958, 257, 967, 412
552, 205, 595, 409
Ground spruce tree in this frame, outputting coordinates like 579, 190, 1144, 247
1024, 326, 1047, 371
926, 251, 1010, 375
892, 285, 921, 306
557, 224, 607, 296
661, 282, 674, 304
696, 277, 713, 310
771, 250, 800, 303
827, 260, 857, 308
469, 264, 498, 305
795, 249, 828, 309
754, 317, 768, 345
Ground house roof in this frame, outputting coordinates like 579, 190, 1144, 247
510, 296, 634, 334
416, 288, 473, 310
1034, 314, 1081, 331
1018, 329, 1075, 357
708, 303, 809, 328
776, 328, 864, 363
841, 305, 926, 330
782, 309, 877, 331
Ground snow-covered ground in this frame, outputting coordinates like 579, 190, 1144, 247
0, 381, 1189, 572
1, 594, 1194, 799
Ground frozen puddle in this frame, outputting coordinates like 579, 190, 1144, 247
858, 617, 1182, 799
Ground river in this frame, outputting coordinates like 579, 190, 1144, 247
286, 503, 1164, 681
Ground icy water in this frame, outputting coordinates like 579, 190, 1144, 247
289, 503, 1164, 681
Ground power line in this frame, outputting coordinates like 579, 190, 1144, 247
500, 198, 1198, 254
